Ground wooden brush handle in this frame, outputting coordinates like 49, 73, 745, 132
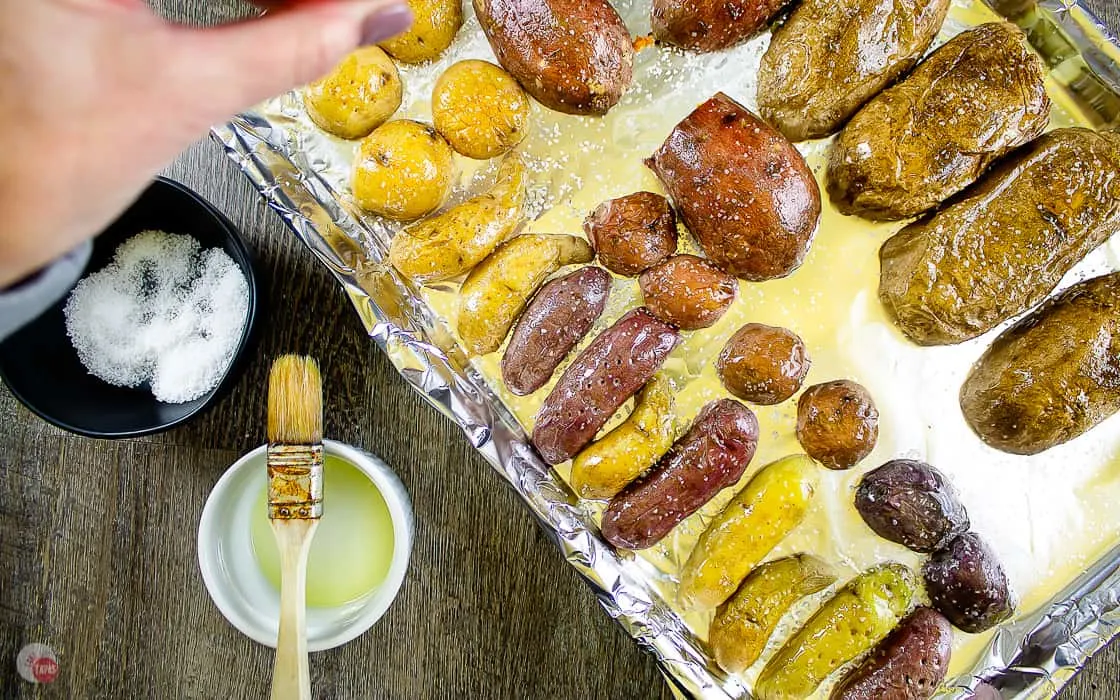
270, 519, 320, 700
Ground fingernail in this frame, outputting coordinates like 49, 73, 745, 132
360, 3, 414, 46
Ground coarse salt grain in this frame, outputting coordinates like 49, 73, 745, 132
64, 230, 250, 404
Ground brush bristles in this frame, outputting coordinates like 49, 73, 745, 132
267, 355, 323, 445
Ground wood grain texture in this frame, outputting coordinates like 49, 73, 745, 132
1, 1, 1119, 699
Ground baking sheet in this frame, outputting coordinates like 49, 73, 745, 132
213, 1, 1120, 697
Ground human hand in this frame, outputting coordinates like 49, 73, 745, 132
0, 0, 413, 286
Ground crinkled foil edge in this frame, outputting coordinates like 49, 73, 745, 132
212, 1, 1120, 696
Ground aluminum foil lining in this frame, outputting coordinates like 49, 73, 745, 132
213, 1, 1120, 697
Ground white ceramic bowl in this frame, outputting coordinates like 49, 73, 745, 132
197, 440, 413, 652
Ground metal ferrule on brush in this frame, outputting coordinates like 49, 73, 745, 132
267, 443, 324, 520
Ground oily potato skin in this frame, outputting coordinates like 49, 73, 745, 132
755, 564, 917, 700
379, 0, 463, 63
305, 47, 403, 140
856, 460, 969, 553
533, 308, 679, 465
828, 23, 1050, 220
646, 93, 821, 280
639, 255, 737, 330
602, 399, 759, 550
569, 374, 676, 500
709, 555, 836, 674
830, 607, 953, 700
923, 533, 1015, 633
474, 0, 634, 116
758, 0, 950, 142
960, 272, 1120, 455
501, 266, 612, 396
651, 0, 791, 52
879, 128, 1120, 346
718, 323, 810, 405
389, 155, 526, 283
678, 455, 817, 609
585, 192, 678, 276
457, 235, 593, 356
432, 60, 531, 159
796, 380, 879, 470
352, 120, 456, 221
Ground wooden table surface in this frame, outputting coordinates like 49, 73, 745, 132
2, 1, 1119, 698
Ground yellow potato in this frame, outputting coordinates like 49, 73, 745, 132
352, 120, 456, 221
380, 0, 463, 64
678, 454, 817, 610
304, 46, 402, 140
458, 235, 594, 356
432, 60, 532, 159
389, 154, 526, 283
569, 375, 675, 500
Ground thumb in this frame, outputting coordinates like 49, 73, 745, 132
160, 0, 413, 129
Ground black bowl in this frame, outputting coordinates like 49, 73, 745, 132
0, 177, 260, 438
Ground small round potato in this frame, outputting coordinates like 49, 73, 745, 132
432, 60, 531, 159
352, 120, 456, 221
796, 380, 878, 470
717, 323, 810, 405
304, 47, 403, 140
380, 0, 464, 64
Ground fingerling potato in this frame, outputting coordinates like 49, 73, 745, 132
755, 564, 917, 700
710, 554, 836, 673
640, 254, 737, 330
474, 0, 634, 115
679, 455, 817, 609
831, 607, 953, 700
458, 234, 593, 356
602, 399, 760, 550
502, 266, 612, 396
652, 0, 791, 52
570, 374, 676, 500
533, 308, 679, 465
432, 60, 532, 159
304, 46, 402, 140
379, 0, 463, 64
646, 93, 820, 280
352, 120, 456, 221
389, 154, 526, 283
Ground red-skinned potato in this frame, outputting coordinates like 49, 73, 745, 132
639, 255, 737, 330
532, 308, 679, 465
651, 0, 792, 52
585, 192, 678, 276
646, 93, 821, 280
831, 607, 953, 700
473, 0, 634, 116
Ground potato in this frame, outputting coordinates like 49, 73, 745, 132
855, 460, 969, 553
389, 154, 525, 283
679, 455, 817, 609
755, 564, 917, 700
379, 0, 463, 64
569, 374, 676, 500
602, 399, 759, 550
651, 0, 791, 52
830, 607, 953, 700
709, 555, 836, 674
639, 254, 737, 330
796, 380, 878, 470
501, 266, 612, 396
304, 47, 402, 140
432, 60, 531, 159
646, 93, 820, 280
758, 0, 950, 141
584, 192, 678, 276
923, 533, 1015, 633
960, 272, 1120, 455
458, 234, 593, 356
827, 23, 1050, 221
717, 323, 809, 405
879, 128, 1120, 345
473, 0, 634, 115
352, 120, 456, 221
533, 308, 679, 465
